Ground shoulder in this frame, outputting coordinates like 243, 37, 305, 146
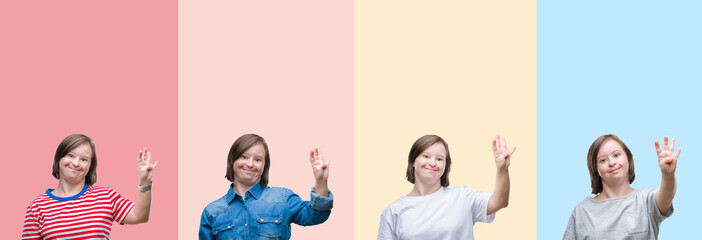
266, 186, 294, 194
261, 186, 297, 200
635, 188, 657, 197
87, 185, 116, 194
569, 197, 595, 214
381, 196, 411, 217
448, 185, 491, 199
26, 192, 51, 209
203, 194, 230, 216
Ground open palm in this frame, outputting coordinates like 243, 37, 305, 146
137, 147, 158, 185
492, 135, 516, 170
309, 148, 330, 183
654, 136, 681, 175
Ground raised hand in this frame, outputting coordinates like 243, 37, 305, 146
309, 148, 330, 183
655, 136, 681, 176
137, 147, 158, 186
492, 134, 516, 170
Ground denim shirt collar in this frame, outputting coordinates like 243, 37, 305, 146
226, 182, 264, 203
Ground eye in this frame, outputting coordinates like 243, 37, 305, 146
599, 158, 607, 163
255, 158, 262, 162
437, 158, 444, 161
81, 158, 89, 162
423, 154, 429, 159
68, 154, 74, 158
613, 153, 620, 158
240, 155, 248, 160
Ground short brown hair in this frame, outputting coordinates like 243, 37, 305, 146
406, 135, 452, 187
225, 134, 271, 187
587, 134, 635, 194
52, 134, 98, 185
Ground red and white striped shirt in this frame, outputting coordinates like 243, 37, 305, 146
22, 185, 135, 240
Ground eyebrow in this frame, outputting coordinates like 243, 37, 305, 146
422, 151, 446, 158
597, 150, 621, 158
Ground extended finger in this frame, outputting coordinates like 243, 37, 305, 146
663, 136, 669, 150
509, 146, 517, 155
319, 150, 329, 165
501, 137, 508, 152
152, 161, 159, 169
669, 138, 676, 152
497, 135, 503, 149
146, 148, 151, 163
309, 151, 315, 164
137, 150, 143, 163
492, 139, 498, 153
654, 140, 662, 154
676, 148, 681, 158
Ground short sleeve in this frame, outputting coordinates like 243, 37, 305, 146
647, 188, 673, 223
108, 188, 135, 224
462, 186, 495, 223
21, 204, 41, 240
377, 208, 396, 240
562, 210, 576, 240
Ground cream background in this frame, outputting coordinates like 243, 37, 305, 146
355, 0, 536, 239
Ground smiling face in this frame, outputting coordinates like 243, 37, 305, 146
595, 139, 630, 187
413, 142, 447, 185
233, 143, 266, 187
58, 143, 92, 184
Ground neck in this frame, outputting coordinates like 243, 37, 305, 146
53, 180, 86, 197
597, 182, 633, 200
408, 179, 442, 197
232, 181, 257, 199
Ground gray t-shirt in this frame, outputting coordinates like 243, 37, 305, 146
563, 188, 673, 240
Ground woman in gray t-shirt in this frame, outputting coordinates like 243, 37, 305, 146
563, 134, 679, 240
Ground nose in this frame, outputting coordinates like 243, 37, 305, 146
244, 158, 254, 167
607, 158, 616, 166
428, 157, 437, 166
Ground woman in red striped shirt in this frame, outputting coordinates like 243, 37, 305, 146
22, 134, 158, 239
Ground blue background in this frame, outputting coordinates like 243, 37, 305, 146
537, 1, 702, 239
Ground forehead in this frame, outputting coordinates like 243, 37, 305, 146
70, 143, 93, 155
423, 142, 447, 155
597, 139, 624, 156
244, 142, 266, 156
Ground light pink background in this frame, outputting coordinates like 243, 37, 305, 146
0, 0, 177, 239
178, 0, 353, 238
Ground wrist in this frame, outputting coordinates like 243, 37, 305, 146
139, 181, 153, 192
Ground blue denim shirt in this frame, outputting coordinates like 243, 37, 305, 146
199, 183, 333, 240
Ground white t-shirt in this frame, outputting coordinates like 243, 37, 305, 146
378, 186, 495, 240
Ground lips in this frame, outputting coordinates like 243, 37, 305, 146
67, 166, 82, 172
608, 167, 621, 173
423, 167, 439, 172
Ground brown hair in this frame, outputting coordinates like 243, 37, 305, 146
225, 134, 271, 187
406, 135, 452, 187
587, 134, 635, 194
52, 134, 98, 185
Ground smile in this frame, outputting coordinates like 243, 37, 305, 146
67, 166, 82, 172
608, 167, 620, 173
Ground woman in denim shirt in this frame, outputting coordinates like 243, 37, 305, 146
199, 134, 333, 240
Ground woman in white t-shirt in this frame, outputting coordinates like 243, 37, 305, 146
378, 134, 515, 240
562, 134, 679, 240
